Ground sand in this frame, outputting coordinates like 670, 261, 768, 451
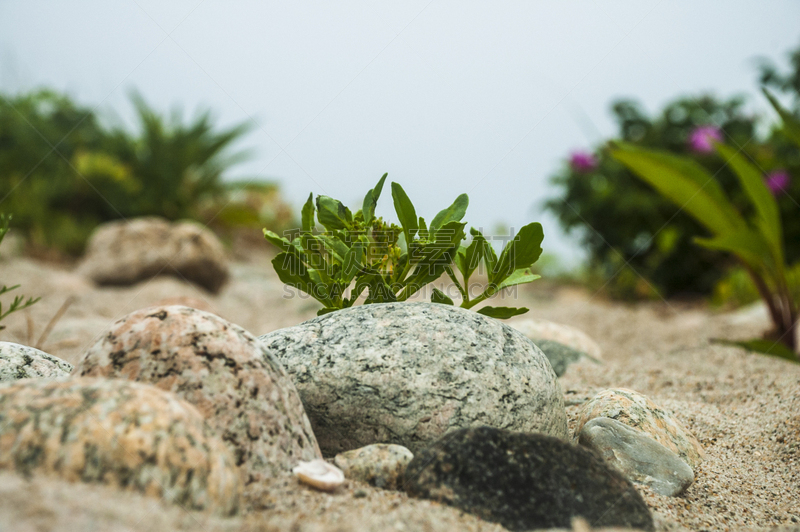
0, 249, 798, 531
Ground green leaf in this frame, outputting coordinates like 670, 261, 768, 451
694, 228, 775, 272
317, 307, 339, 316
263, 229, 302, 256
491, 222, 544, 285
418, 217, 428, 240
430, 193, 469, 233
365, 275, 398, 304
476, 306, 529, 319
610, 142, 744, 236
317, 234, 348, 263
301, 233, 328, 270
431, 287, 454, 305
362, 173, 387, 223
341, 239, 366, 284
763, 88, 800, 147
714, 142, 783, 263
470, 227, 496, 276
401, 221, 466, 300
316, 196, 350, 231
495, 268, 541, 292
271, 252, 320, 302
391, 182, 418, 244
301, 193, 315, 233
711, 338, 798, 363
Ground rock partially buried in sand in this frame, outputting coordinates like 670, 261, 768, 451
335, 444, 414, 490
403, 426, 654, 532
76, 305, 321, 484
509, 318, 603, 360
579, 417, 694, 496
259, 302, 567, 456
532, 339, 597, 377
0, 342, 73, 382
293, 459, 345, 491
78, 216, 229, 293
576, 388, 705, 470
0, 378, 241, 515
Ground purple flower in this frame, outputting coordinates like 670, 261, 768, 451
688, 126, 723, 153
570, 151, 597, 173
764, 170, 790, 195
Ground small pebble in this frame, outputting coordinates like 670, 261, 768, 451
334, 443, 413, 490
293, 460, 345, 492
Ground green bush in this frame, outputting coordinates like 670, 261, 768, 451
546, 43, 800, 300
608, 88, 800, 359
0, 89, 287, 255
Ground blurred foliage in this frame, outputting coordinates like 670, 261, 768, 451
0, 89, 291, 256
0, 214, 39, 330
546, 42, 800, 300
713, 262, 800, 310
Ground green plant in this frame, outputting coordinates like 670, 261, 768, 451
545, 96, 759, 299
264, 174, 544, 318
0, 214, 39, 331
0, 88, 282, 255
609, 89, 800, 361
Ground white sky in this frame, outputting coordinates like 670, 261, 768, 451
1, 1, 799, 266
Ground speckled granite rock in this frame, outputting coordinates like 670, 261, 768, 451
76, 305, 321, 484
575, 388, 705, 470
509, 318, 603, 360
334, 444, 414, 490
533, 339, 596, 377
259, 302, 567, 456
78, 217, 229, 293
0, 377, 241, 514
0, 342, 73, 381
579, 417, 694, 496
403, 426, 654, 532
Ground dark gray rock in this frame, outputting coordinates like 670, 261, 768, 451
0, 342, 73, 382
259, 302, 567, 456
531, 339, 587, 377
578, 417, 694, 497
403, 426, 654, 532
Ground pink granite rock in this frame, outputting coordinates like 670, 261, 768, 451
78, 217, 229, 293
75, 305, 321, 484
575, 388, 705, 469
0, 377, 241, 514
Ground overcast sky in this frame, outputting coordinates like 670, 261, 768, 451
2, 1, 799, 266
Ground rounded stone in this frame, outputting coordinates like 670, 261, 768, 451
531, 339, 591, 377
0, 342, 73, 382
403, 426, 654, 531
579, 417, 694, 497
0, 377, 241, 514
259, 302, 567, 456
78, 217, 230, 293
575, 388, 705, 470
75, 305, 321, 483
334, 444, 414, 490
509, 318, 602, 360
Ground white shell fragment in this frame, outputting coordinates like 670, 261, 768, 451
293, 459, 345, 491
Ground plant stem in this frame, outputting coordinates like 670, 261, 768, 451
444, 265, 467, 300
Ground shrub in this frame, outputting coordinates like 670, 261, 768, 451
546, 42, 800, 300
0, 89, 286, 255
609, 89, 800, 361
264, 175, 544, 318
